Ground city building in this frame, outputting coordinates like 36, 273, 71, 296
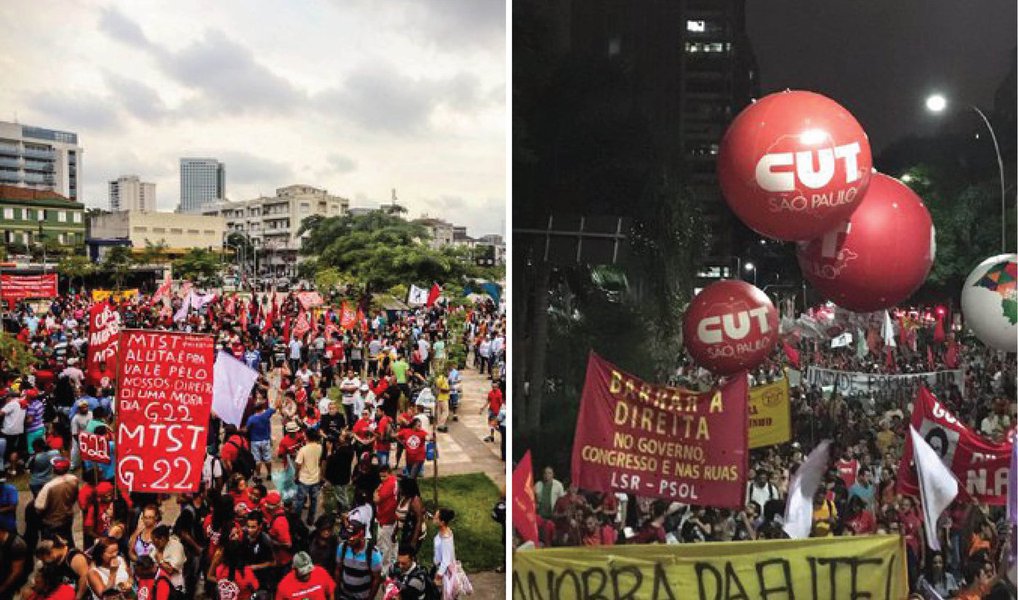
0, 121, 82, 202
567, 0, 758, 277
0, 185, 86, 252
109, 175, 156, 212
179, 157, 225, 213
202, 184, 349, 276
86, 210, 226, 261
413, 216, 455, 249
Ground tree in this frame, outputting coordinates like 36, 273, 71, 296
101, 246, 134, 290
172, 248, 220, 284
0, 334, 37, 375
57, 254, 94, 291
300, 212, 477, 292
135, 239, 168, 267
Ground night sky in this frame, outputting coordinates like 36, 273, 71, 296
746, 1, 1016, 155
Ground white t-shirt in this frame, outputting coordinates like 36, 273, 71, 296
340, 378, 360, 406
1, 400, 26, 435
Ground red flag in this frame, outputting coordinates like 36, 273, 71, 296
293, 310, 311, 339
933, 315, 946, 344
224, 295, 236, 316
239, 300, 249, 330
885, 346, 895, 371
927, 345, 934, 370
782, 340, 800, 369
356, 308, 367, 332
283, 314, 293, 341
945, 340, 959, 368
150, 272, 172, 306
426, 283, 441, 307
325, 316, 339, 341
340, 302, 357, 330
512, 451, 540, 545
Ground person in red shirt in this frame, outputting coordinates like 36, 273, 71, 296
209, 541, 260, 600
373, 466, 399, 574
351, 409, 376, 459
834, 448, 859, 488
275, 552, 334, 600
228, 475, 254, 514
480, 380, 504, 443
262, 491, 293, 568
897, 496, 925, 586
842, 496, 876, 535
133, 556, 157, 600
373, 412, 393, 467
277, 423, 305, 462
220, 426, 249, 475
397, 419, 428, 479
83, 482, 114, 543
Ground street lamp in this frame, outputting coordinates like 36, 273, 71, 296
925, 94, 1007, 252
744, 262, 757, 286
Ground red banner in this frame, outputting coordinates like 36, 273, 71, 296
86, 301, 121, 387
297, 291, 324, 309
115, 330, 215, 494
899, 387, 1012, 505
79, 432, 112, 464
340, 301, 357, 330
571, 353, 748, 508
512, 451, 540, 544
0, 273, 57, 301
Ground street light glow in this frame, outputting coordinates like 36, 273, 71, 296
901, 173, 913, 183
744, 262, 755, 272
925, 94, 947, 113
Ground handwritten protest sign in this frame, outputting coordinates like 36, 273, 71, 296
115, 330, 214, 494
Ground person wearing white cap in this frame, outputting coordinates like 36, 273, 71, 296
276, 551, 334, 600
354, 383, 374, 418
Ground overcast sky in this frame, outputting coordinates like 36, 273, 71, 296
0, 0, 506, 237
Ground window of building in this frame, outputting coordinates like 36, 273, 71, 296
2, 208, 11, 220
153, 227, 166, 233
187, 229, 199, 234
38, 210, 46, 221
170, 228, 183, 234
73, 211, 82, 223
134, 227, 149, 233
686, 20, 705, 32
204, 230, 215, 235
57, 210, 67, 223
58, 233, 65, 244
608, 36, 621, 57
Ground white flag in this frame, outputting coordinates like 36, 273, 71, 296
212, 350, 259, 427
173, 293, 192, 322
783, 440, 831, 539
407, 284, 429, 306
909, 426, 959, 551
882, 310, 896, 348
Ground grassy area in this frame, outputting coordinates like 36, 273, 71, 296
418, 472, 504, 572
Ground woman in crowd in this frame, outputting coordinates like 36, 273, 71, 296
395, 477, 427, 554
85, 537, 131, 600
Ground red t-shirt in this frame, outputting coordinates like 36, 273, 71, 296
77, 483, 95, 511
376, 476, 398, 525
900, 511, 923, 554
31, 584, 76, 600
221, 435, 248, 464
374, 416, 392, 452
215, 565, 259, 600
230, 489, 253, 514
835, 458, 859, 488
135, 577, 154, 600
845, 510, 876, 535
327, 343, 344, 366
352, 418, 374, 441
275, 566, 335, 600
277, 434, 304, 458
487, 389, 504, 414
83, 501, 113, 534
398, 429, 427, 463
267, 511, 293, 564
370, 378, 389, 397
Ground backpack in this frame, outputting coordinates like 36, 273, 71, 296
225, 437, 256, 479
403, 564, 440, 600
337, 540, 377, 593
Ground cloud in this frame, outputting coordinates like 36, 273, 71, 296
217, 151, 295, 187
156, 30, 306, 115
103, 73, 170, 122
315, 62, 494, 134
326, 154, 357, 174
30, 91, 120, 132
98, 6, 153, 49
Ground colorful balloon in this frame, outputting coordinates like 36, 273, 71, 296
717, 90, 873, 241
960, 254, 1017, 352
796, 173, 935, 313
683, 280, 779, 375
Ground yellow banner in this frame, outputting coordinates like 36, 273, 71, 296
748, 377, 792, 449
513, 535, 907, 600
92, 289, 139, 302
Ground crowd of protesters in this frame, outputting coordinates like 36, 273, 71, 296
0, 283, 506, 600
518, 323, 1016, 600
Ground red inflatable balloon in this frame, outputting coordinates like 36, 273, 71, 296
683, 281, 779, 375
718, 90, 873, 241
796, 173, 935, 313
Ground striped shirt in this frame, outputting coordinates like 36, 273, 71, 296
25, 399, 45, 433
336, 543, 382, 600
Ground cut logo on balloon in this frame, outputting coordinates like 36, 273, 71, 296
696, 307, 773, 344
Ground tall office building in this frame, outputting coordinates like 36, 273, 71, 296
179, 158, 225, 213
569, 0, 758, 274
0, 121, 83, 202
109, 175, 156, 212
